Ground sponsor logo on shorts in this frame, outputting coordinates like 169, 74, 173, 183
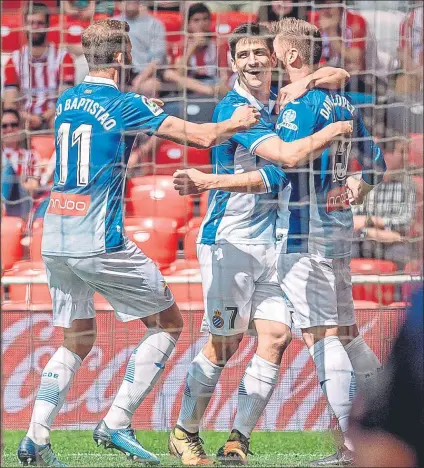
212, 309, 224, 329
48, 192, 90, 216
326, 186, 350, 213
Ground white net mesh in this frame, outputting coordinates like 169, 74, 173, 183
1, 0, 422, 432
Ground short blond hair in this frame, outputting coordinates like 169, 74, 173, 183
272, 18, 322, 65
82, 19, 130, 71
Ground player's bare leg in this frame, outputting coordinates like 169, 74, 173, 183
169, 333, 243, 466
303, 326, 355, 466
18, 318, 97, 466
218, 320, 292, 465
95, 303, 183, 464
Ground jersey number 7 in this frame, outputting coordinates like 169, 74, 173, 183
57, 123, 93, 186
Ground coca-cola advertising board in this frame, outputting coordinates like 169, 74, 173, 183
2, 308, 405, 431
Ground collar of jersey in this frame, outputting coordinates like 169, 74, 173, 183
83, 75, 118, 89
233, 80, 276, 115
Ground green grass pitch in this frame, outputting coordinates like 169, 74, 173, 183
3, 430, 335, 467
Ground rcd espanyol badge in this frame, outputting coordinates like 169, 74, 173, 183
212, 309, 224, 328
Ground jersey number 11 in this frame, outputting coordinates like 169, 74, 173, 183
57, 122, 92, 186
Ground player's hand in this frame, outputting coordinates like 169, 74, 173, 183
150, 98, 164, 108
173, 168, 211, 195
231, 105, 261, 130
347, 176, 368, 205
334, 120, 353, 137
276, 76, 312, 112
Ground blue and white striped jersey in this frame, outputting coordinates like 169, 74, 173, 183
42, 76, 169, 257
198, 81, 287, 245
275, 89, 386, 258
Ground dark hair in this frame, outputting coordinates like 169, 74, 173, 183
229, 23, 273, 60
82, 20, 130, 71
2, 108, 21, 124
25, 2, 50, 26
273, 18, 322, 65
188, 3, 211, 21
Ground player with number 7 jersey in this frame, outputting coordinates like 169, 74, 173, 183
17, 19, 260, 468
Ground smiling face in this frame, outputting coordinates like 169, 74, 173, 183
231, 38, 276, 91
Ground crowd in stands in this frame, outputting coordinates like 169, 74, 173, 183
1, 0, 423, 286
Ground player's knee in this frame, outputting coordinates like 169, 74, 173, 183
63, 333, 96, 361
338, 324, 359, 346
206, 334, 243, 366
271, 329, 292, 353
63, 319, 97, 361
302, 326, 338, 348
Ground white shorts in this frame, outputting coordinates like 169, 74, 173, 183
43, 240, 175, 328
198, 243, 290, 336
277, 252, 355, 329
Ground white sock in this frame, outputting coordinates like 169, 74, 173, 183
104, 330, 176, 429
177, 351, 223, 434
233, 354, 279, 439
27, 347, 82, 445
309, 336, 356, 450
344, 335, 382, 392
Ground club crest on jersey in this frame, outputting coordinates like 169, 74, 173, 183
212, 309, 224, 329
280, 109, 298, 131
141, 96, 164, 116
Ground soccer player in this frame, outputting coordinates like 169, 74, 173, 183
168, 23, 352, 466
173, 18, 386, 467
16, 19, 261, 467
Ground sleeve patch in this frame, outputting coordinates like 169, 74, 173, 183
141, 96, 164, 116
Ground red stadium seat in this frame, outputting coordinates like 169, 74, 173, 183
402, 260, 422, 301
152, 11, 182, 43
155, 141, 211, 175
184, 226, 200, 260
353, 300, 380, 309
350, 258, 397, 305
1, 14, 25, 53
125, 217, 178, 268
162, 258, 200, 276
5, 260, 49, 304
126, 176, 194, 227
31, 135, 55, 162
1, 216, 24, 270
211, 11, 257, 34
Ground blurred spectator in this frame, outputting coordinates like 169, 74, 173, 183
351, 144, 416, 269
396, 3, 423, 95
350, 288, 423, 467
117, 1, 167, 97
1, 109, 41, 219
257, 1, 308, 25
3, 2, 75, 130
166, 2, 230, 96
62, 0, 115, 19
309, 0, 367, 73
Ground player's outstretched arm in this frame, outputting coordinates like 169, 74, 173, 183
277, 67, 350, 110
173, 164, 287, 195
255, 120, 353, 168
173, 168, 267, 195
155, 105, 260, 149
